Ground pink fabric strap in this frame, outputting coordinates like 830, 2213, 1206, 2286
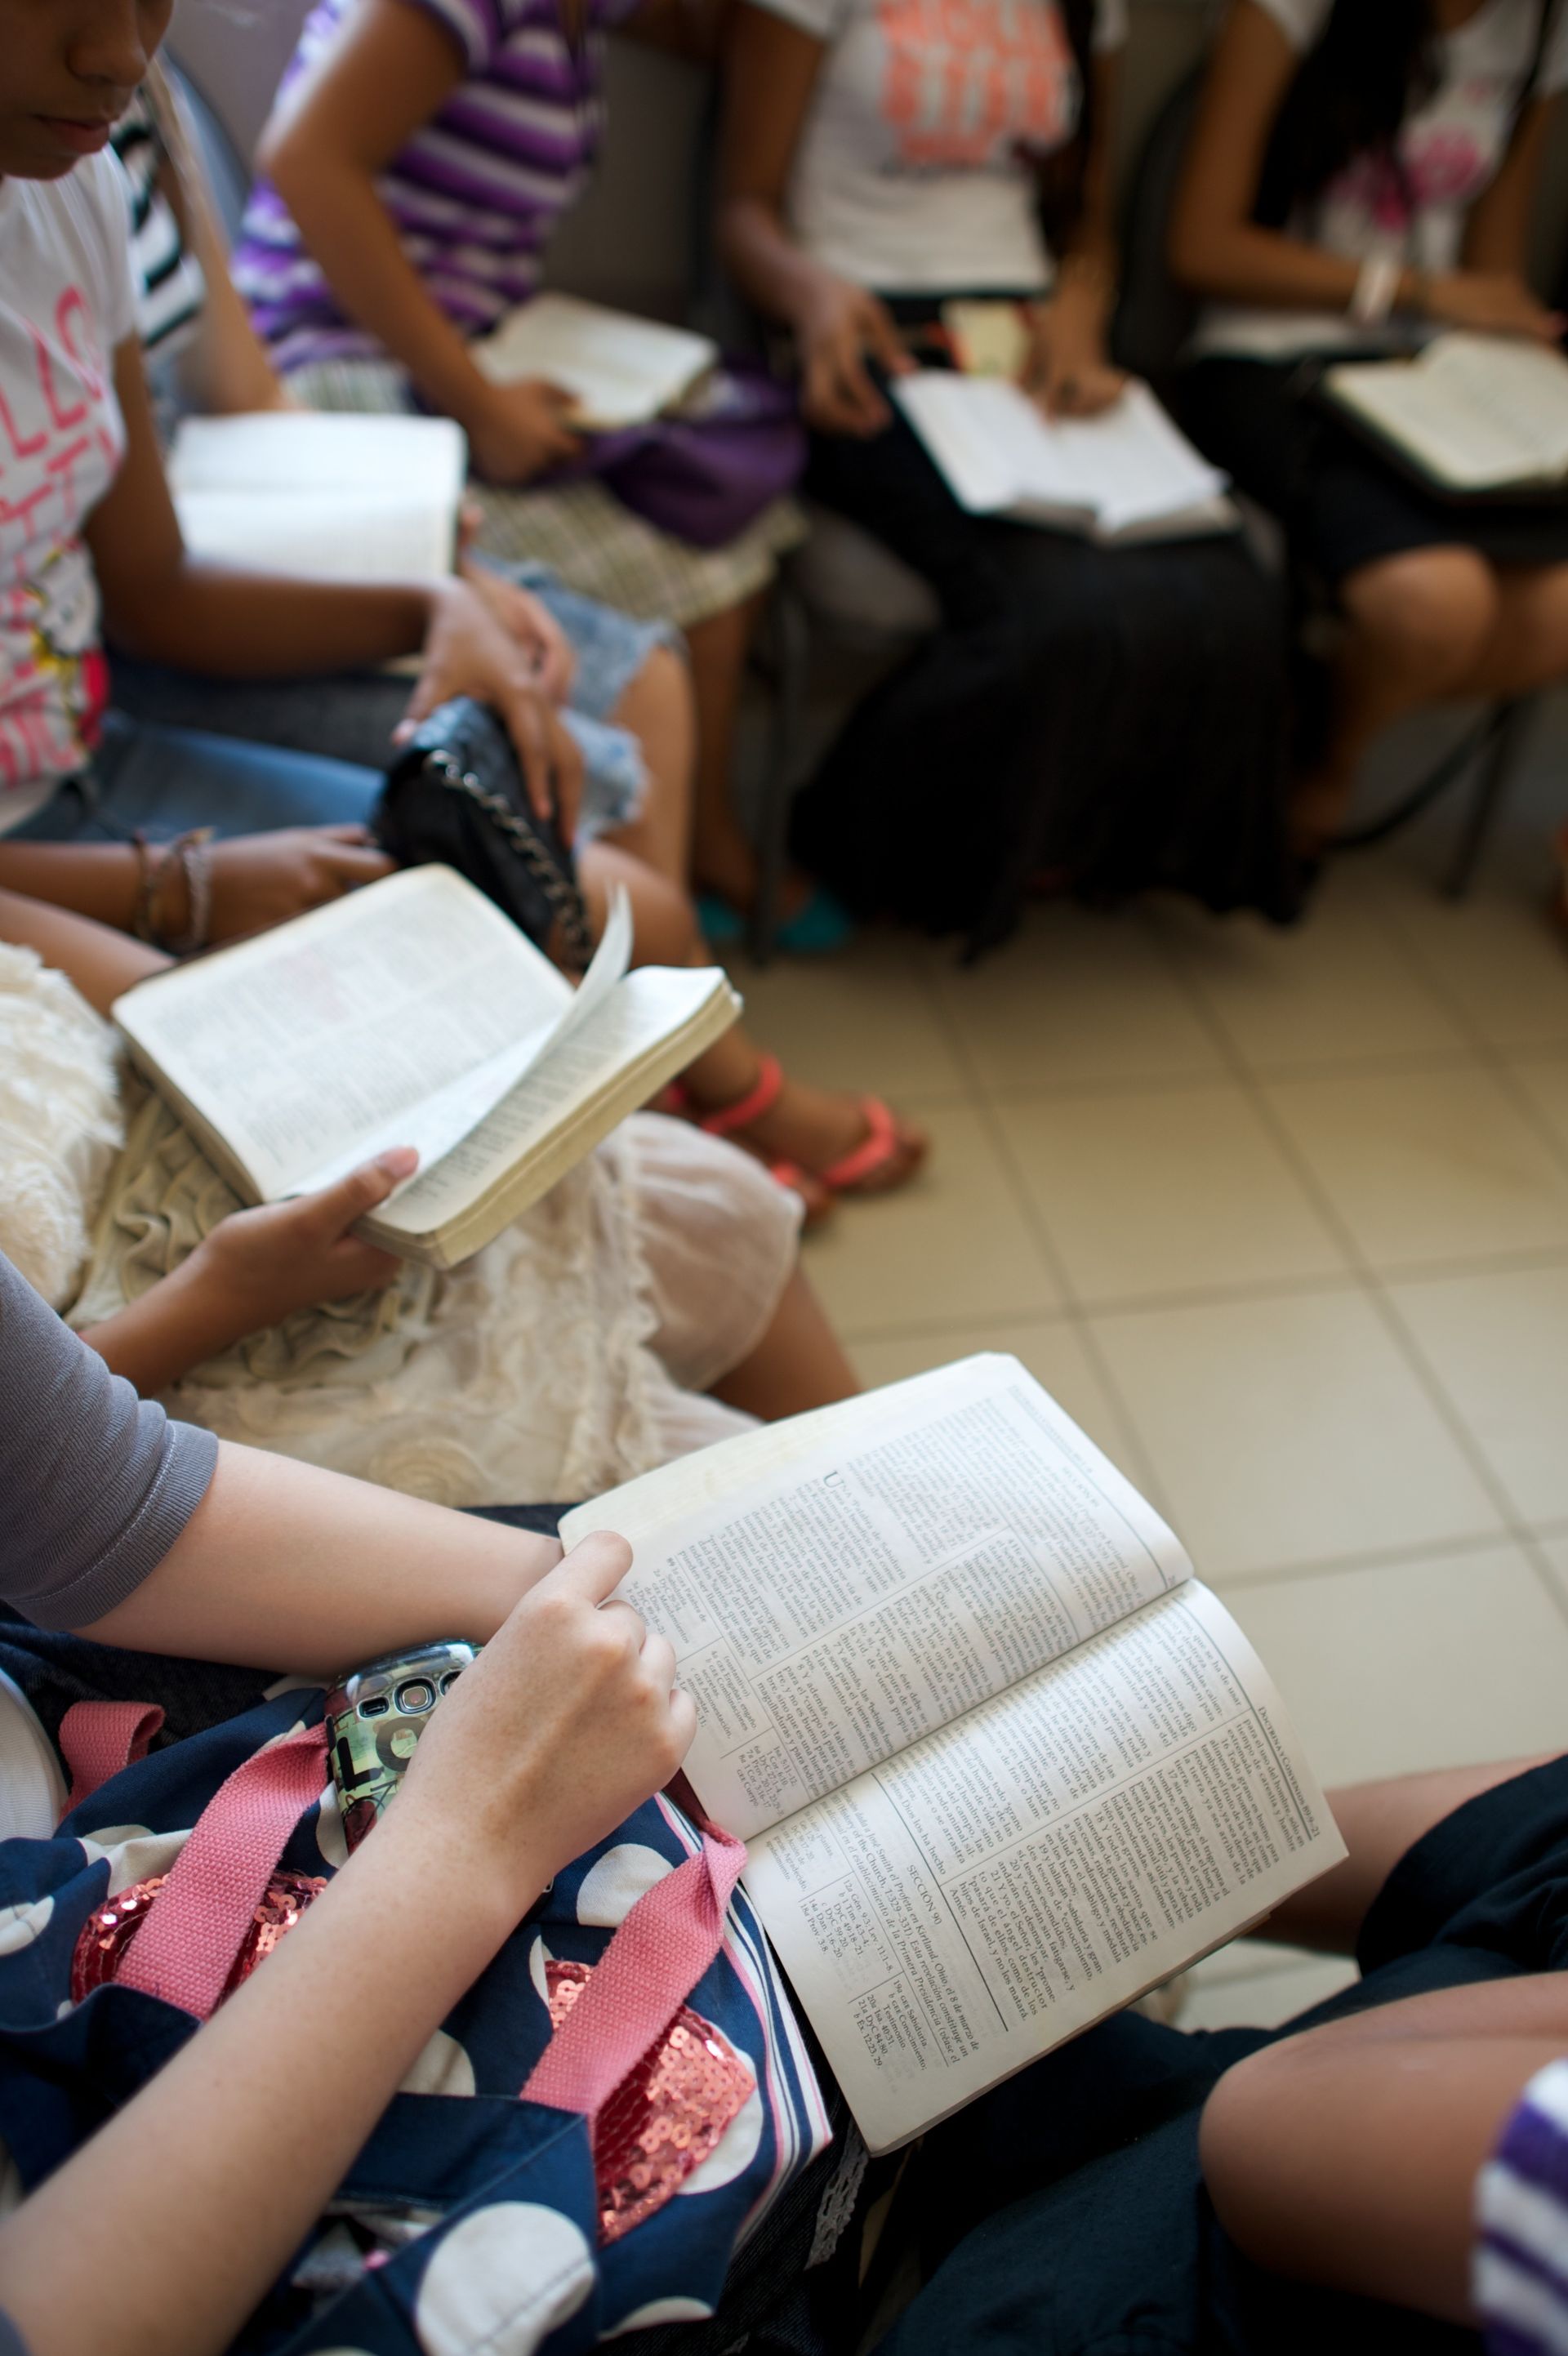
114, 1722, 328, 2019
690, 1053, 782, 1141
521, 1827, 746, 2131
57, 1700, 166, 1819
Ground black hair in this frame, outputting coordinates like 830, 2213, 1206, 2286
1254, 0, 1437, 226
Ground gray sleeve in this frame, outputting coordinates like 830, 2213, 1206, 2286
0, 1250, 218, 1630
0, 2312, 30, 2356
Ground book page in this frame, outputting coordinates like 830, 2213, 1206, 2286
173, 489, 456, 584
894, 375, 1228, 533
167, 412, 466, 581
893, 374, 1089, 518
1045, 381, 1232, 536
471, 294, 717, 429
745, 1580, 1344, 2151
114, 869, 572, 1200
568, 1356, 1192, 1842
369, 961, 737, 1238
1330, 335, 1568, 492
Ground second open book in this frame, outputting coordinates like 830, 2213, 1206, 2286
562, 1354, 1344, 2155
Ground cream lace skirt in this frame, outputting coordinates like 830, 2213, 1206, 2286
0, 943, 800, 1506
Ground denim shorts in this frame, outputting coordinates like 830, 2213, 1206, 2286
20, 563, 678, 847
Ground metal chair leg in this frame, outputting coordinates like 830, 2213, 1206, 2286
1445, 696, 1536, 902
747, 579, 811, 967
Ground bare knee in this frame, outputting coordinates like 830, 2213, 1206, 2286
1340, 550, 1501, 691
578, 842, 696, 967
610, 641, 693, 745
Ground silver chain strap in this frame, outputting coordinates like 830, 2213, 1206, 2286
423, 751, 593, 969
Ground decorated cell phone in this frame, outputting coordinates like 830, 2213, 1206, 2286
325, 1641, 480, 1852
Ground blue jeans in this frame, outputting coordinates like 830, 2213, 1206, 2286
11, 710, 381, 844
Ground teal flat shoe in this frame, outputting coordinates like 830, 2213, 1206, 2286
697, 886, 856, 955
776, 889, 855, 955
696, 892, 746, 943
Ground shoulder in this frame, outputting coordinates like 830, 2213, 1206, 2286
11, 155, 134, 346
31, 152, 132, 275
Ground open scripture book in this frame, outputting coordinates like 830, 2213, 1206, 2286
1322, 333, 1568, 498
166, 412, 468, 581
893, 374, 1236, 545
472, 293, 719, 430
112, 867, 739, 1270
561, 1355, 1344, 2154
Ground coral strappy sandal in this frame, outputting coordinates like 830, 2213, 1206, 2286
665, 1055, 925, 1221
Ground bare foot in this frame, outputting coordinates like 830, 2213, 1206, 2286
688, 1071, 929, 1196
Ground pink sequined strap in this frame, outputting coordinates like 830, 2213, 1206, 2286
114, 1722, 329, 2020
57, 1700, 166, 1819
521, 1827, 746, 2129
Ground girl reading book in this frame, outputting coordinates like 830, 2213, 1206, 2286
1170, 0, 1568, 853
232, 0, 828, 948
714, 0, 1300, 952
0, 1311, 1561, 2356
0, 882, 858, 1502
0, 16, 925, 1212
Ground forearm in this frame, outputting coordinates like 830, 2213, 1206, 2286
0, 848, 143, 939
1169, 219, 1394, 312
80, 1437, 561, 1671
0, 1802, 534, 2356
718, 194, 839, 332
103, 559, 433, 679
1257, 1758, 1557, 1954
76, 1254, 270, 1394
1201, 1977, 1568, 2323
267, 149, 494, 426
0, 883, 165, 1014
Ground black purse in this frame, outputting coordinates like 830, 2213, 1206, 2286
372, 697, 592, 970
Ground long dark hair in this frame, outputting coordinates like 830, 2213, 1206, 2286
1254, 0, 1437, 225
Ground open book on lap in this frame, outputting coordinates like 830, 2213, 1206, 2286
167, 412, 468, 582
471, 294, 719, 431
893, 375, 1237, 545
563, 1354, 1344, 2154
112, 868, 739, 1270
1322, 333, 1568, 499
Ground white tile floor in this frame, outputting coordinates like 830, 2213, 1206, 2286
729, 688, 1568, 2033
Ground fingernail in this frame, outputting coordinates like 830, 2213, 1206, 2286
377, 1146, 419, 1179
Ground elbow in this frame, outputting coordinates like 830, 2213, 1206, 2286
256, 111, 318, 213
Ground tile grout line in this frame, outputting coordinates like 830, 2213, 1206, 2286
841, 1241, 1568, 1339
1160, 890, 1568, 1630
904, 926, 1174, 1512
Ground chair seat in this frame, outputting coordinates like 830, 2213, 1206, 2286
787, 502, 942, 641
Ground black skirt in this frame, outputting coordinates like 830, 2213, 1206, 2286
788, 310, 1303, 956
1183, 352, 1568, 586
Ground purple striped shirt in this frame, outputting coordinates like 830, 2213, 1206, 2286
1477, 2059, 1568, 2355
233, 0, 637, 372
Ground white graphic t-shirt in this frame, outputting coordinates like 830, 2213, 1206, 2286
0, 154, 134, 834
1196, 0, 1568, 359
751, 0, 1128, 293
